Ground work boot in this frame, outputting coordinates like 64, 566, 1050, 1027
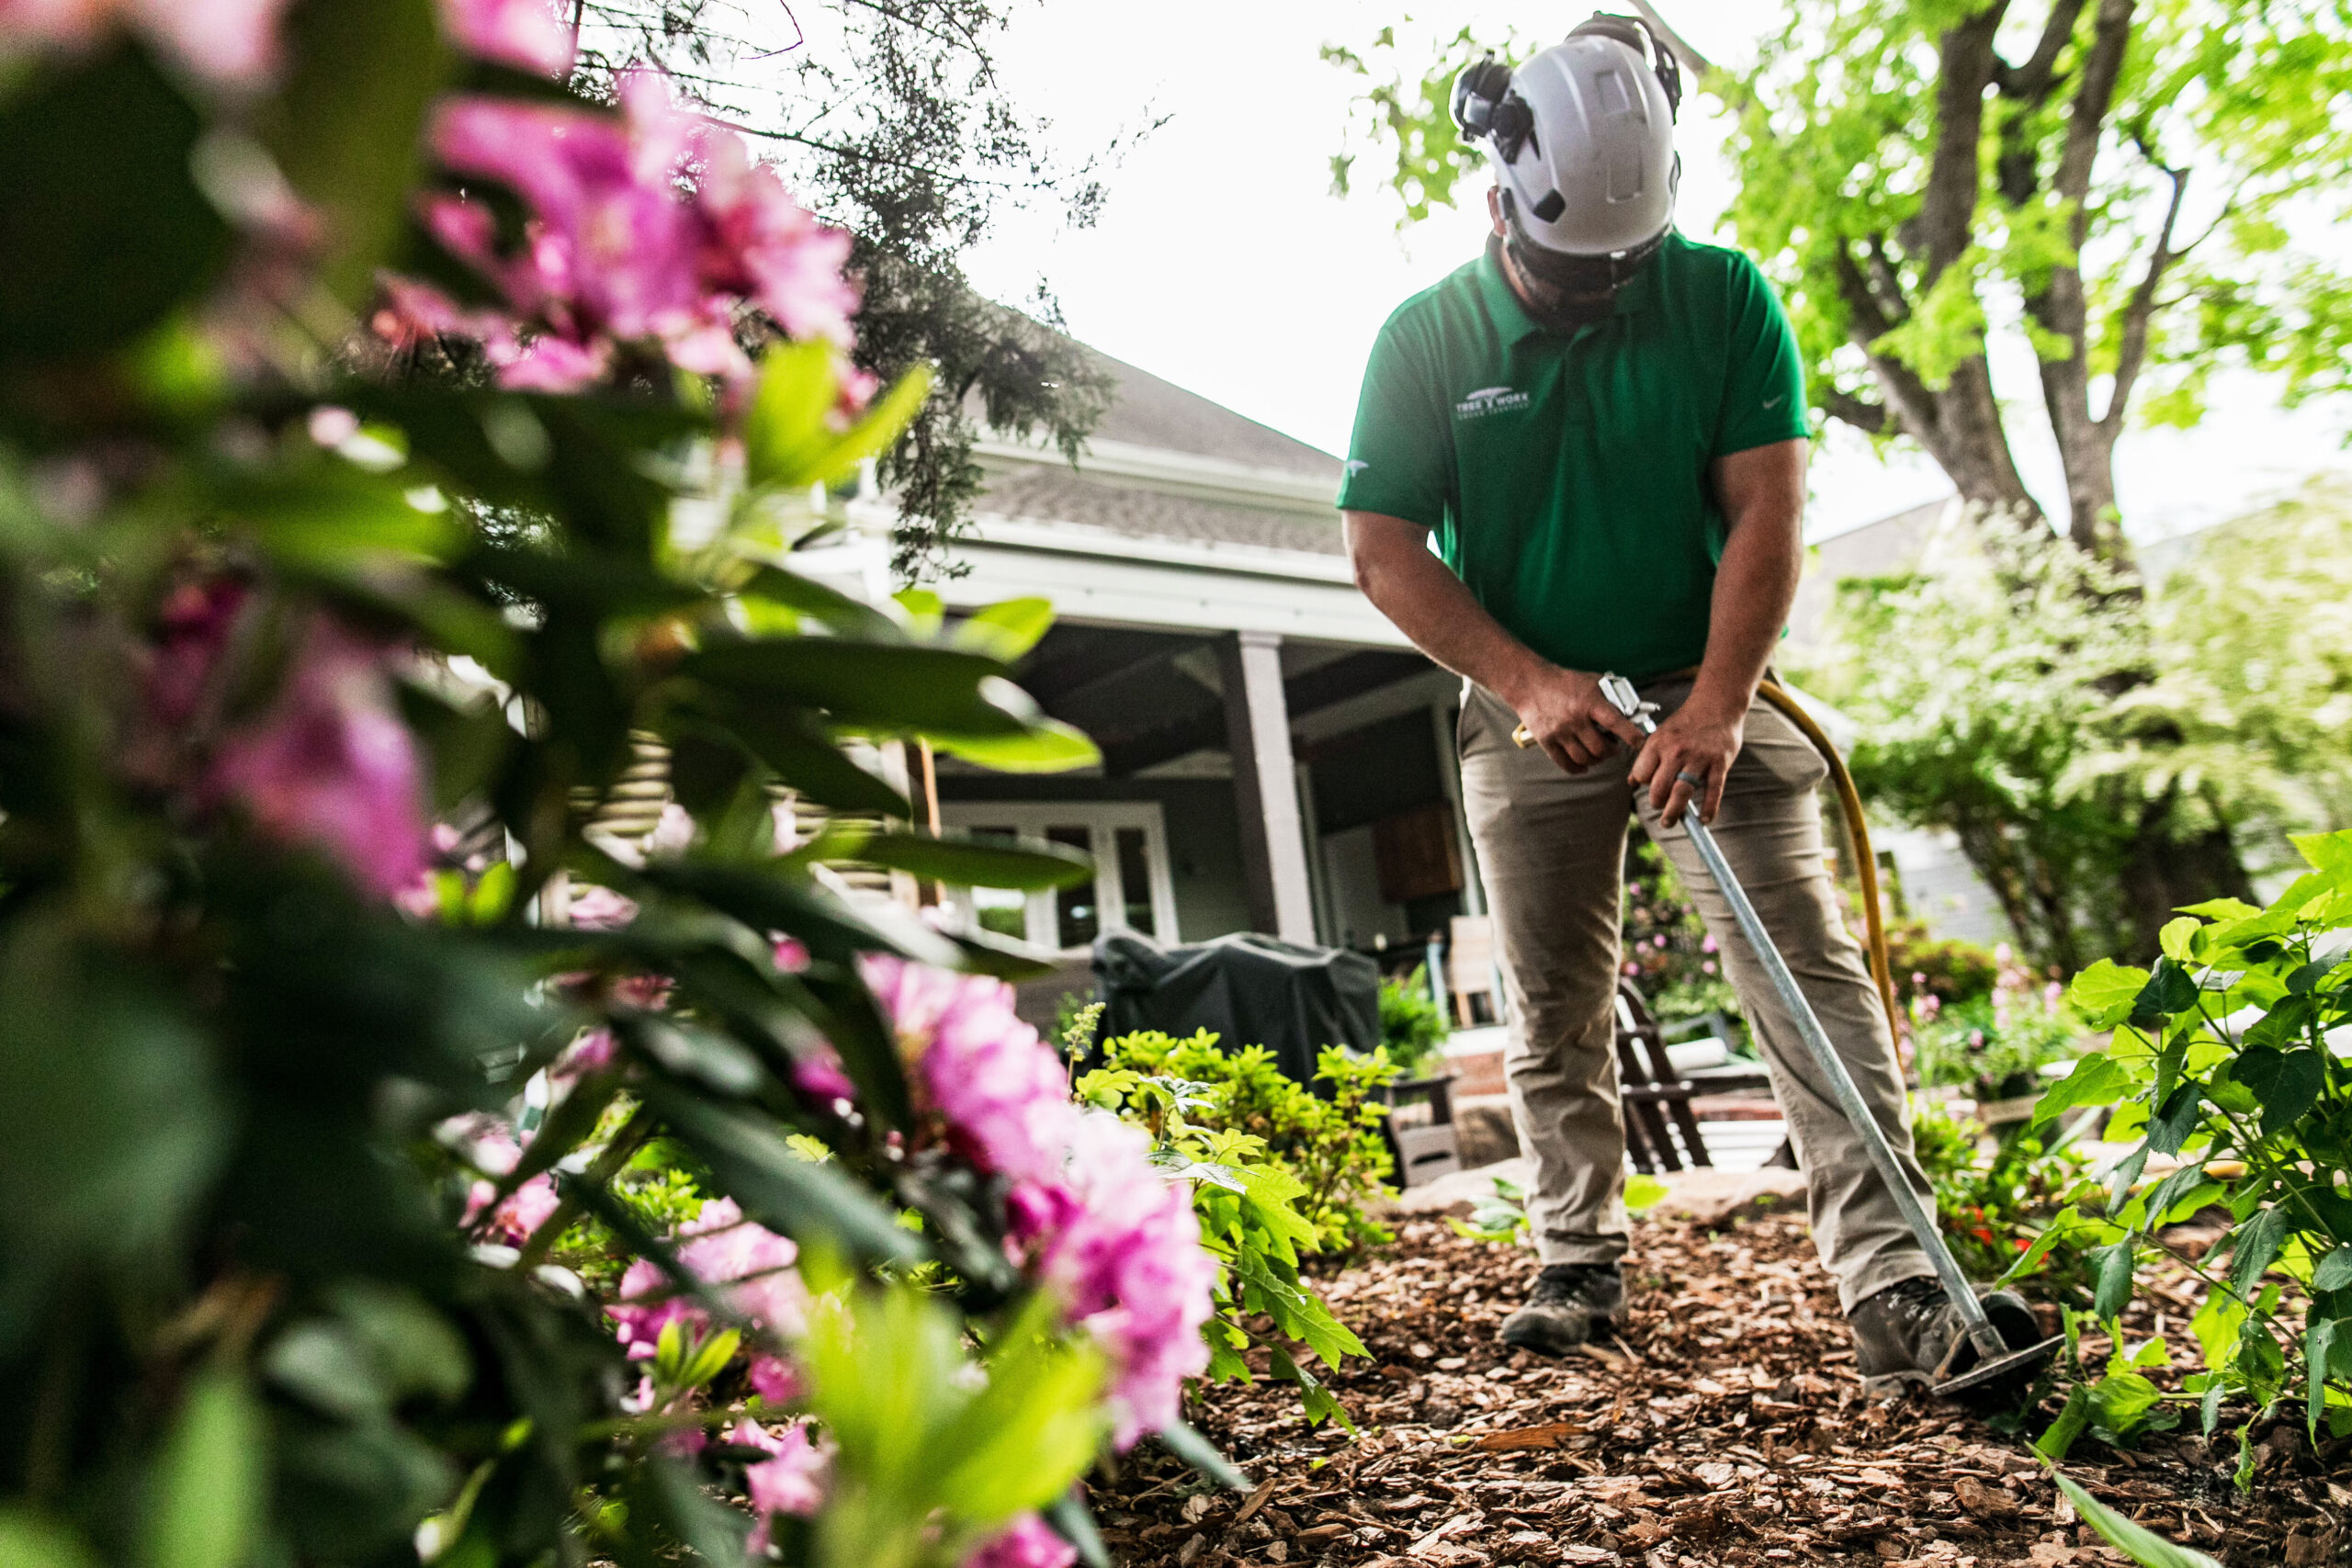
1849, 1275, 2047, 1402
1498, 1263, 1623, 1356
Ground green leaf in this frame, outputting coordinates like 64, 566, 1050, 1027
925, 719, 1103, 774
853, 831, 1093, 891
2068, 961, 2152, 1028
644, 1087, 925, 1267
2158, 917, 2202, 961
743, 339, 845, 490
149, 1367, 264, 1568
2032, 1054, 2132, 1125
684, 640, 1025, 736
1268, 1345, 1354, 1432
2131, 959, 2199, 1029
2235, 1046, 2326, 1137
1623, 1172, 1670, 1214
2287, 957, 2344, 995
738, 564, 906, 644
952, 599, 1057, 662
0, 1511, 102, 1568
2139, 1168, 2222, 1230
2308, 1318, 2346, 1437
2052, 1471, 2222, 1568
2228, 1205, 2290, 1297
1997, 1205, 2083, 1286
1154, 1421, 1247, 1490
2087, 1239, 2137, 1320
0, 47, 231, 367
2086, 1369, 2163, 1435
1043, 1493, 1109, 1568
2178, 897, 2261, 920
266, 0, 450, 303
811, 365, 935, 487
2146, 1081, 2203, 1156
2313, 1246, 2352, 1292
2034, 1386, 2092, 1461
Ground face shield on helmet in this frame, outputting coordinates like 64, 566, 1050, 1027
1451, 14, 1682, 322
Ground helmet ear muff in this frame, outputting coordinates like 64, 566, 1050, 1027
1452, 55, 1536, 162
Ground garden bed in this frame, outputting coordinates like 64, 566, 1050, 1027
1097, 1214, 2347, 1568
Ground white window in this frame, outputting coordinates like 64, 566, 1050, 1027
937, 801, 1178, 953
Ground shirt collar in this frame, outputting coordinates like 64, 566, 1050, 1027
1477, 232, 1667, 342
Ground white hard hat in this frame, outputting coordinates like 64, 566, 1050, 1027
1452, 15, 1680, 291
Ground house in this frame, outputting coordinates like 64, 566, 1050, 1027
790, 345, 1490, 987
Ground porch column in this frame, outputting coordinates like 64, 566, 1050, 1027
1217, 630, 1317, 944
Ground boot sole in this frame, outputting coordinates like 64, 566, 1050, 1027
1498, 1314, 1615, 1358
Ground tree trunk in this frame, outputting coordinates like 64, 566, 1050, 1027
2116, 795, 2256, 961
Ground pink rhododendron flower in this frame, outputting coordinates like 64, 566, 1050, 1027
567, 885, 638, 931
731, 1419, 827, 1552
965, 1514, 1076, 1568
1032, 1112, 1216, 1446
746, 1352, 797, 1405
1, 0, 289, 83
208, 616, 428, 897
447, 1121, 561, 1246
145, 576, 248, 729
792, 1048, 857, 1105
438, 0, 571, 75
552, 1026, 616, 1079
394, 67, 858, 400
866, 959, 1216, 1450
605, 1198, 808, 1357
868, 956, 1081, 1188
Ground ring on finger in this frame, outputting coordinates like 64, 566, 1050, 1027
1675, 769, 1706, 786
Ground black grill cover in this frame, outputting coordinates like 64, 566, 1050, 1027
1091, 931, 1380, 1086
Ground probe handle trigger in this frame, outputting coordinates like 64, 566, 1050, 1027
1597, 672, 1659, 734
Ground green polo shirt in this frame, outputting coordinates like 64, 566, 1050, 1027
1336, 231, 1808, 681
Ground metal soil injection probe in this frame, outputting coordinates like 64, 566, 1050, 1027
1596, 674, 2058, 1397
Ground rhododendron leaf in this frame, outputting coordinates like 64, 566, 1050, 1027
644, 1088, 923, 1266
0, 1511, 101, 1568
1155, 1420, 1247, 1490
939, 926, 1059, 982
266, 0, 450, 304
924, 718, 1103, 774
744, 339, 842, 490
738, 565, 905, 644
0, 49, 232, 367
1044, 1492, 1111, 1568
148, 1366, 263, 1568
807, 365, 935, 489
854, 830, 1092, 891
684, 640, 1024, 736
953, 598, 1056, 662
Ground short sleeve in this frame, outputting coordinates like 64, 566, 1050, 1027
1712, 256, 1809, 458
1335, 313, 1451, 528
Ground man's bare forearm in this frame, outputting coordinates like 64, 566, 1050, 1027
1687, 441, 1806, 718
1341, 512, 1552, 705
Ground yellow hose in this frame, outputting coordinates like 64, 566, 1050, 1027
1754, 678, 1902, 1038
1510, 679, 1903, 1037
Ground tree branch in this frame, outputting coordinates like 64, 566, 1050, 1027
1919, 4, 2010, 284
1993, 0, 2086, 102
1820, 388, 1894, 435
1623, 0, 1713, 77
2102, 160, 2189, 434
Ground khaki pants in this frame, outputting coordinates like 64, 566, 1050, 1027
1457, 675, 1935, 1311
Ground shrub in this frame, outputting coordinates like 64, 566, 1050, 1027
1908, 1101, 2098, 1299
1623, 839, 1749, 1046
0, 11, 1234, 1564
1885, 919, 2004, 1010
1908, 945, 2084, 1103
1076, 1020, 1369, 1428
1090, 1031, 1398, 1252
1380, 964, 1453, 1078
2018, 829, 2352, 1472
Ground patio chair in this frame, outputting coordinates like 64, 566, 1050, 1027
1613, 979, 1714, 1174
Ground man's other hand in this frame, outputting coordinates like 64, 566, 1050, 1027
1630, 695, 1744, 827
1503, 666, 1646, 775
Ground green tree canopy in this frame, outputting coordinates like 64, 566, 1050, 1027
1330, 1, 2352, 569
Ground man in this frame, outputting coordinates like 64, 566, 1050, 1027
1338, 16, 2030, 1392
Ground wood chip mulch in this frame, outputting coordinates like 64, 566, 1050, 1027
1094, 1214, 2352, 1568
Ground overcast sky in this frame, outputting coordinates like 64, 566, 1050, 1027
953, 0, 2352, 542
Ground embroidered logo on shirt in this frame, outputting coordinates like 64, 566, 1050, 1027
1343, 458, 1371, 476
1762, 394, 1786, 410
1454, 385, 1532, 420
